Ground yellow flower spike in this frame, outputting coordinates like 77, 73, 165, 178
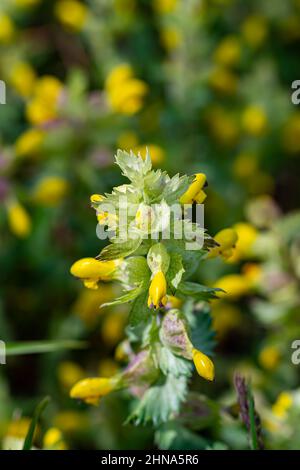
32, 176, 69, 206
180, 173, 207, 205
90, 194, 104, 204
9, 62, 37, 98
70, 258, 121, 287
148, 270, 167, 309
192, 348, 215, 381
207, 228, 238, 260
15, 128, 44, 158
7, 202, 31, 238
43, 428, 67, 450
55, 0, 88, 31
70, 377, 115, 406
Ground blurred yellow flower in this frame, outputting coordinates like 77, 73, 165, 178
153, 0, 177, 14
105, 64, 148, 115
7, 202, 31, 238
0, 14, 15, 43
209, 66, 237, 95
117, 131, 139, 151
206, 107, 239, 146
272, 392, 293, 419
208, 228, 238, 260
214, 274, 251, 299
15, 128, 44, 158
54, 411, 88, 433
241, 15, 268, 48
134, 144, 165, 166
26, 76, 63, 125
101, 311, 126, 346
233, 152, 258, 180
227, 222, 258, 262
55, 0, 88, 31
160, 27, 182, 51
58, 361, 85, 389
212, 302, 242, 338
14, 0, 41, 7
259, 345, 281, 370
242, 105, 267, 136
6, 418, 32, 439
32, 176, 69, 206
98, 358, 119, 377
9, 62, 37, 98
72, 284, 115, 326
43, 428, 67, 450
282, 113, 300, 154
70, 377, 115, 406
214, 35, 241, 67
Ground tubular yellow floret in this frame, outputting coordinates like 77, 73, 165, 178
192, 348, 215, 381
148, 270, 167, 309
180, 173, 207, 205
70, 257, 121, 288
207, 228, 238, 260
70, 377, 115, 406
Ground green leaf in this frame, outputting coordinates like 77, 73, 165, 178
23, 396, 51, 450
122, 256, 151, 287
155, 422, 208, 450
156, 346, 192, 377
162, 174, 193, 204
101, 284, 144, 308
189, 309, 216, 356
126, 291, 151, 341
115, 149, 151, 183
248, 385, 259, 450
6, 340, 87, 356
128, 374, 188, 425
166, 253, 185, 291
178, 281, 222, 301
97, 237, 141, 260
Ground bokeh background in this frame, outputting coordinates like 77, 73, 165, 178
0, 0, 300, 450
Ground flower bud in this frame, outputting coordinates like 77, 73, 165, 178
192, 348, 215, 381
147, 270, 167, 309
70, 257, 121, 289
160, 309, 193, 359
70, 377, 116, 406
180, 173, 207, 205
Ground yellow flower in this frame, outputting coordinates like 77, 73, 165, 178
148, 270, 167, 309
180, 173, 207, 205
209, 66, 237, 95
282, 113, 300, 154
192, 348, 215, 381
54, 411, 88, 433
214, 274, 251, 299
214, 35, 241, 67
207, 228, 238, 260
32, 176, 69, 206
43, 428, 67, 450
90, 194, 104, 204
241, 15, 268, 48
272, 392, 293, 419
227, 222, 258, 262
242, 105, 267, 136
58, 361, 85, 389
9, 62, 37, 98
259, 346, 281, 370
105, 64, 148, 115
160, 27, 182, 51
153, 0, 177, 14
242, 263, 262, 286
70, 377, 115, 406
6, 418, 32, 440
26, 76, 63, 125
206, 107, 239, 146
55, 0, 88, 31
134, 144, 165, 166
212, 302, 242, 339
0, 14, 15, 43
70, 257, 121, 289
15, 128, 44, 158
7, 202, 31, 238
